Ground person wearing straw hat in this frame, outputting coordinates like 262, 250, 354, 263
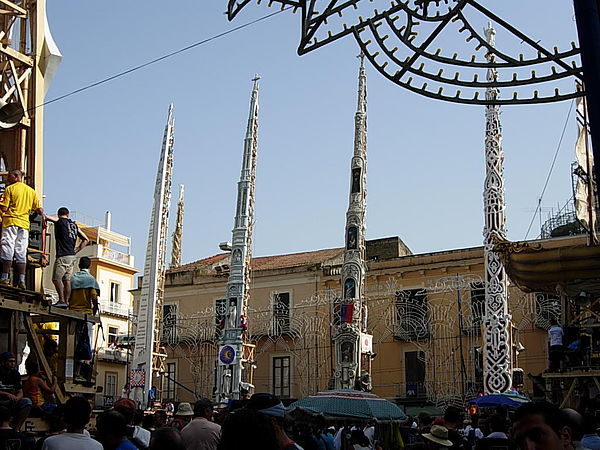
170, 402, 194, 431
422, 425, 454, 449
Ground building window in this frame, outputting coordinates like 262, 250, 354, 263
164, 362, 176, 401
273, 356, 290, 398
473, 347, 484, 383
110, 282, 120, 303
394, 289, 429, 340
465, 282, 485, 336
272, 292, 290, 335
105, 372, 118, 406
215, 298, 227, 338
404, 351, 426, 397
162, 304, 178, 344
534, 293, 561, 330
108, 326, 119, 345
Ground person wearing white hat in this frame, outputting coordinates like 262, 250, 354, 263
422, 425, 454, 448
170, 402, 194, 431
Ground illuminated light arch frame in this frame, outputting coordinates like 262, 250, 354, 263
227, 0, 583, 105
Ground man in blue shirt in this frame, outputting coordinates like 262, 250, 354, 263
581, 414, 600, 450
45, 207, 89, 307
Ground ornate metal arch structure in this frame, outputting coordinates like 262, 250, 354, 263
227, 0, 583, 105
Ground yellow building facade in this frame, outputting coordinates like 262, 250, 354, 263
42, 215, 137, 407
136, 236, 567, 407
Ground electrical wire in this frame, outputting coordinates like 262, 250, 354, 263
524, 99, 575, 240
40, 6, 292, 109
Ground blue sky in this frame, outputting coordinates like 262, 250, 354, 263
43, 2, 581, 271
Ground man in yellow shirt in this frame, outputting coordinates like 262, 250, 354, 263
69, 256, 99, 314
0, 170, 43, 289
69, 256, 99, 380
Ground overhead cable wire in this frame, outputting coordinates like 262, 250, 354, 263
40, 7, 291, 109
524, 99, 575, 240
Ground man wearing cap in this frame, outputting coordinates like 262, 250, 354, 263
113, 397, 150, 449
181, 398, 221, 450
422, 425, 454, 449
0, 352, 31, 430
247, 393, 303, 450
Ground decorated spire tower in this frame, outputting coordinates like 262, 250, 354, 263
334, 55, 370, 390
216, 76, 260, 401
170, 184, 185, 268
132, 105, 174, 407
482, 24, 512, 393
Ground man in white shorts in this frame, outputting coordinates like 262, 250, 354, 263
0, 170, 43, 289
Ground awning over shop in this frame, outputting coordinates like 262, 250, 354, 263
493, 236, 600, 297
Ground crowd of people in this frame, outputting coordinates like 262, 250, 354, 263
398, 403, 600, 449
0, 390, 599, 450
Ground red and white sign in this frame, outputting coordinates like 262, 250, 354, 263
360, 333, 373, 353
130, 368, 145, 388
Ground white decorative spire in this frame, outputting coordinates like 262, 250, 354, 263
170, 184, 185, 268
334, 54, 369, 390
482, 23, 512, 394
216, 76, 260, 402
132, 105, 175, 408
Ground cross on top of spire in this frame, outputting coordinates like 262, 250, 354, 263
357, 52, 365, 67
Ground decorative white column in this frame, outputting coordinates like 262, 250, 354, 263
334, 54, 369, 390
170, 184, 184, 268
132, 105, 175, 408
482, 24, 512, 394
216, 76, 260, 401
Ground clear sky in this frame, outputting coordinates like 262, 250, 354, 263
43, 1, 581, 272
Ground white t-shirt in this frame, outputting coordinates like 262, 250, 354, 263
463, 425, 484, 440
42, 432, 103, 450
548, 325, 564, 346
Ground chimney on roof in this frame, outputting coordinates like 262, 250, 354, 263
105, 211, 111, 231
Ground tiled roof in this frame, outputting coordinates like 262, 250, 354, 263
252, 248, 343, 271
167, 253, 229, 274
167, 247, 344, 275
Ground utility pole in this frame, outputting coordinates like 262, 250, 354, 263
132, 106, 174, 408
216, 77, 260, 402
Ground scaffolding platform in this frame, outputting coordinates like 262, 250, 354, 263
0, 288, 101, 404
542, 370, 600, 408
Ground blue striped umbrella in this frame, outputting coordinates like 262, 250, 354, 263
469, 393, 530, 409
287, 389, 407, 421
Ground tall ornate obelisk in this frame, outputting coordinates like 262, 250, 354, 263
216, 77, 260, 401
334, 55, 369, 390
132, 105, 174, 408
482, 24, 512, 393
170, 184, 184, 268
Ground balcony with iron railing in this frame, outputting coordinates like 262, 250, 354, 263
82, 244, 134, 267
101, 301, 130, 317
393, 381, 428, 401
97, 346, 129, 364
101, 246, 133, 266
